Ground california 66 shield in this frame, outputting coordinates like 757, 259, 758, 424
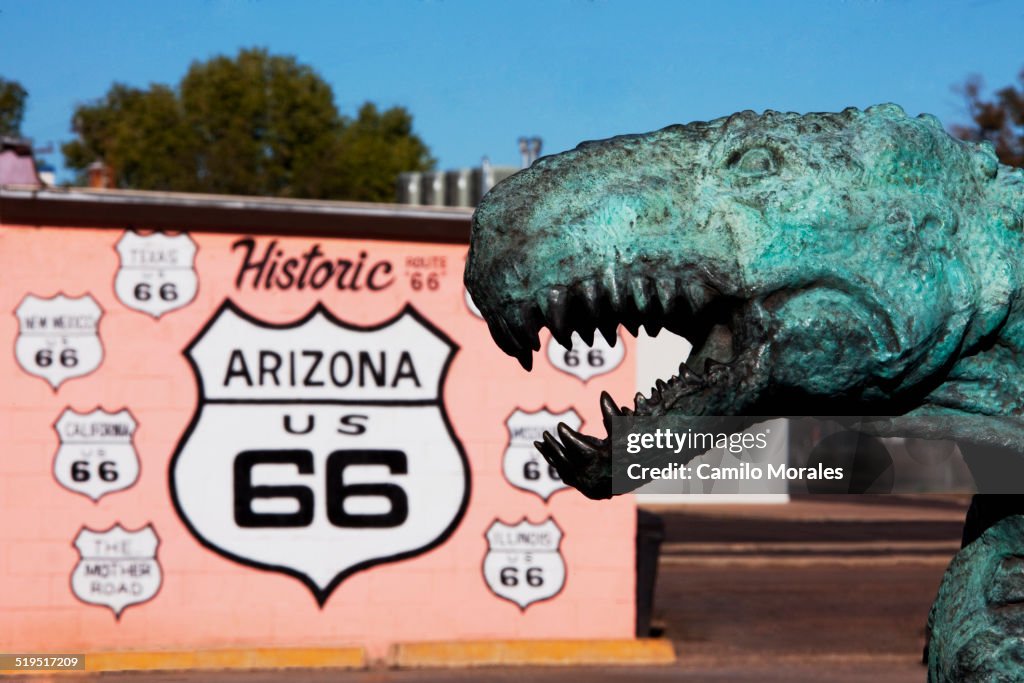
170, 300, 469, 605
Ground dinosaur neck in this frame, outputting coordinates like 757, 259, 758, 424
912, 166, 1024, 446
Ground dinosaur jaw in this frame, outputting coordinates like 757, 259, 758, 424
484, 272, 771, 499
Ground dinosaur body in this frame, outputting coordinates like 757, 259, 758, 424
465, 104, 1024, 498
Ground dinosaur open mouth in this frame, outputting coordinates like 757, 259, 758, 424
484, 272, 767, 492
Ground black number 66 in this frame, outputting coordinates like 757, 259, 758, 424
233, 449, 409, 529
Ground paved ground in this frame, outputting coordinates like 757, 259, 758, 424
8, 494, 969, 682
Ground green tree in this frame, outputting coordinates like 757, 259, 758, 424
0, 77, 28, 137
62, 48, 434, 199
332, 103, 437, 202
63, 83, 197, 190
952, 71, 1024, 168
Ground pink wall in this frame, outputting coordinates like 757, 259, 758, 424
0, 225, 637, 658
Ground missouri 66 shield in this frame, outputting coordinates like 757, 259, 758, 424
170, 301, 469, 604
502, 408, 577, 501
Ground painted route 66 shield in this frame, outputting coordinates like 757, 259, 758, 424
546, 330, 624, 381
71, 524, 161, 619
483, 518, 565, 610
114, 231, 198, 318
15, 294, 103, 389
53, 408, 140, 501
170, 300, 469, 605
502, 408, 578, 501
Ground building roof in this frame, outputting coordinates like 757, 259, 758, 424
0, 185, 474, 244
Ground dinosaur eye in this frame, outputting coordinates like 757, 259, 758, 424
732, 147, 778, 177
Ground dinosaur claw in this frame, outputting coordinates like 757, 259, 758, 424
556, 422, 604, 463
537, 432, 573, 474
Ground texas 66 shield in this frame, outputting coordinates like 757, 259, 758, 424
170, 300, 469, 604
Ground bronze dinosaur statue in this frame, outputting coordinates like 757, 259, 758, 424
465, 104, 1024, 681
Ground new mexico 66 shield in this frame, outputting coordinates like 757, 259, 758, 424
15, 294, 103, 389
170, 301, 469, 605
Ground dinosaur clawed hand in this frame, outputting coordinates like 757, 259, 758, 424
534, 391, 625, 500
535, 359, 715, 499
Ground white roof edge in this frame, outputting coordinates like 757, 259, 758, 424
0, 185, 475, 220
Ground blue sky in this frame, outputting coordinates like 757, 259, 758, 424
2, 0, 1023, 182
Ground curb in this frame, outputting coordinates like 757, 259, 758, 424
390, 639, 677, 668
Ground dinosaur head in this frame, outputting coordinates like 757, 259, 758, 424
465, 104, 1024, 498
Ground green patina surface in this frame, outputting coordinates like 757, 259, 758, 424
928, 515, 1024, 681
465, 104, 1024, 680
466, 103, 1024, 494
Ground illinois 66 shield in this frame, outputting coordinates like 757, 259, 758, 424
483, 518, 565, 610
170, 300, 469, 605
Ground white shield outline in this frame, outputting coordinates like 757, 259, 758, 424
113, 230, 199, 319
546, 330, 626, 382
52, 406, 141, 502
501, 406, 578, 501
70, 523, 162, 620
13, 292, 104, 390
482, 517, 566, 611
169, 299, 471, 606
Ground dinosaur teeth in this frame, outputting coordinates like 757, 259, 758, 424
537, 285, 570, 347
486, 315, 522, 357
600, 390, 622, 433
580, 278, 603, 317
606, 271, 629, 312
598, 321, 619, 346
655, 278, 678, 315
517, 268, 736, 365
684, 281, 716, 314
576, 324, 596, 346
631, 276, 654, 315
643, 320, 663, 337
518, 302, 543, 352
678, 362, 706, 385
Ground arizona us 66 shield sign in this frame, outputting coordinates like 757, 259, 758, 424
170, 301, 469, 605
